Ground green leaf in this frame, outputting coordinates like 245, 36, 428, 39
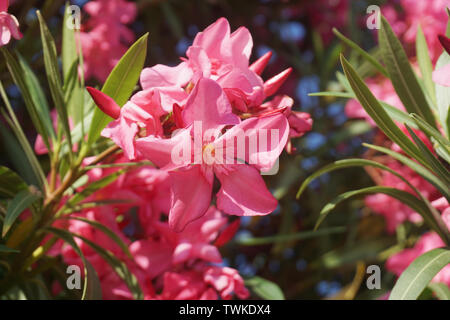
428, 282, 450, 300
434, 52, 450, 137
405, 125, 450, 186
3, 189, 40, 237
0, 244, 19, 253
363, 143, 450, 202
316, 187, 443, 239
87, 33, 149, 145
62, 3, 85, 125
71, 232, 143, 300
340, 54, 426, 164
37, 11, 73, 152
378, 16, 436, 128
64, 169, 125, 208
237, 226, 346, 246
62, 2, 78, 81
1, 49, 52, 152
416, 26, 436, 106
308, 91, 354, 98
389, 248, 450, 300
410, 113, 450, 155
0, 80, 47, 190
59, 216, 132, 258
333, 28, 388, 77
17, 53, 54, 140
245, 277, 285, 300
45, 227, 102, 300
0, 126, 40, 188
0, 166, 28, 198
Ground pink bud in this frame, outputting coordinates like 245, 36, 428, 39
263, 67, 292, 97
438, 34, 450, 55
86, 87, 121, 119
249, 51, 272, 75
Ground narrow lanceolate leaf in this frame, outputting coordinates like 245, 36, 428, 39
363, 143, 450, 202
3, 189, 40, 237
410, 114, 450, 153
405, 125, 450, 186
62, 2, 78, 81
389, 248, 450, 300
64, 169, 126, 208
434, 52, 450, 137
237, 226, 346, 246
428, 282, 450, 300
87, 33, 149, 145
45, 227, 102, 300
17, 54, 54, 140
316, 187, 446, 242
62, 3, 84, 125
297, 159, 421, 200
416, 26, 436, 106
245, 277, 285, 300
0, 166, 27, 198
37, 11, 73, 152
378, 16, 436, 128
59, 216, 132, 258
71, 232, 143, 300
332, 28, 388, 77
340, 55, 426, 165
1, 49, 52, 152
0, 82, 47, 190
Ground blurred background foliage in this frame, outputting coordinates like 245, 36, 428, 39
0, 0, 406, 299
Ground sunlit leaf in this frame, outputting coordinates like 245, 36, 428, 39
245, 276, 285, 300
389, 248, 450, 300
3, 189, 40, 237
87, 33, 148, 145
378, 16, 436, 128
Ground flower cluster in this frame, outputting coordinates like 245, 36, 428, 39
54, 155, 248, 300
382, 0, 450, 61
0, 0, 22, 47
79, 0, 137, 81
89, 18, 312, 232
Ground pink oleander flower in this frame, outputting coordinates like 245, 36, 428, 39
80, 0, 137, 81
386, 200, 450, 286
161, 264, 249, 300
382, 0, 450, 60
135, 78, 288, 232
0, 0, 22, 47
154, 206, 228, 264
140, 18, 293, 114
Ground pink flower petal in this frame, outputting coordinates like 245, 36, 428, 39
182, 77, 240, 131
216, 164, 277, 216
169, 166, 214, 232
